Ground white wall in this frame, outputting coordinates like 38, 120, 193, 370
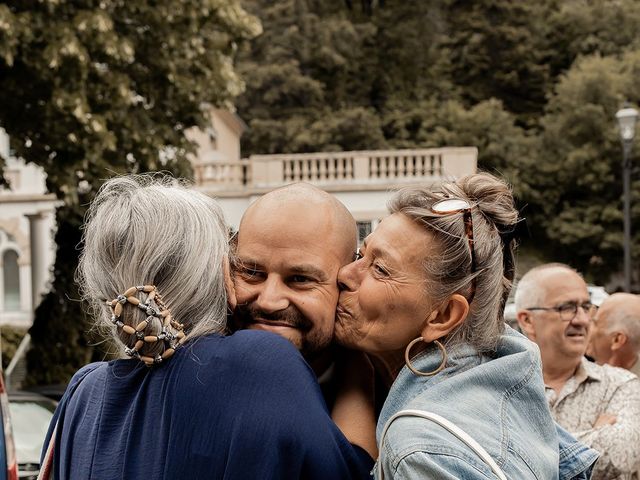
212, 188, 409, 229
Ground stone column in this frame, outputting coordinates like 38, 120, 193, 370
25, 212, 49, 310
353, 154, 370, 181
19, 264, 31, 313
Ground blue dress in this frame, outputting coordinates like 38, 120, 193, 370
42, 330, 373, 479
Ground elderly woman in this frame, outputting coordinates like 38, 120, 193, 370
40, 175, 372, 480
335, 173, 598, 479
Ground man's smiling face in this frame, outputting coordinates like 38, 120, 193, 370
526, 269, 592, 362
231, 185, 356, 361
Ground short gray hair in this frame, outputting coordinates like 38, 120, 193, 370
77, 174, 230, 357
514, 263, 579, 312
389, 172, 518, 353
607, 311, 640, 347
600, 294, 640, 348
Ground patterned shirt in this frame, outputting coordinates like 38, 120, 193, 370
546, 357, 640, 480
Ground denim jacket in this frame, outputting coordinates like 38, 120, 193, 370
376, 327, 598, 479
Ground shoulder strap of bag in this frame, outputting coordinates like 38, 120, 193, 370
377, 409, 507, 480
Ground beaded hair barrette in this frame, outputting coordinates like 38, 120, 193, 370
106, 285, 186, 367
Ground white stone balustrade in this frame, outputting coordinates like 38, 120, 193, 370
193, 160, 251, 188
193, 147, 477, 193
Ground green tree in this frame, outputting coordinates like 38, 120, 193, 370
443, 0, 553, 124
545, 0, 640, 78
524, 51, 640, 283
235, 0, 640, 285
298, 107, 387, 152
362, 0, 455, 108
237, 0, 383, 154
382, 98, 534, 193
0, 0, 260, 384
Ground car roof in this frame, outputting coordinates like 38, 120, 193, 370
22, 384, 67, 402
8, 391, 57, 404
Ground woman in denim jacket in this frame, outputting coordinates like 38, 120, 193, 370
335, 173, 598, 479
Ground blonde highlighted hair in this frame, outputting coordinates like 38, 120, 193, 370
390, 172, 519, 353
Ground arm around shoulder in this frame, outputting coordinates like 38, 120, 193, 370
332, 349, 377, 459
575, 376, 640, 475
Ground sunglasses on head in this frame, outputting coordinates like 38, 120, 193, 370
431, 198, 476, 303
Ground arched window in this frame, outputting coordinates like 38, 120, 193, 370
3, 249, 20, 311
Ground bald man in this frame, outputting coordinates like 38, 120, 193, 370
225, 183, 376, 476
231, 183, 357, 376
515, 263, 640, 480
588, 293, 640, 376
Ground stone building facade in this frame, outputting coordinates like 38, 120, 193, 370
0, 128, 58, 328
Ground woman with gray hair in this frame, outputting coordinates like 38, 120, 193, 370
335, 173, 598, 479
40, 174, 373, 480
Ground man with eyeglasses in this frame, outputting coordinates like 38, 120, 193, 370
515, 263, 640, 480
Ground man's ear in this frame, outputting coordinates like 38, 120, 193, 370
517, 310, 535, 339
420, 294, 469, 343
223, 257, 237, 310
611, 331, 628, 351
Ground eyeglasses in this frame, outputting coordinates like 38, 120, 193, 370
526, 302, 598, 322
431, 198, 476, 302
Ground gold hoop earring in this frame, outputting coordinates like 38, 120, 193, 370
404, 337, 447, 377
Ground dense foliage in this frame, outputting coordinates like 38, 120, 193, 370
0, 0, 260, 384
236, 0, 640, 286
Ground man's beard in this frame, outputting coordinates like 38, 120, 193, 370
231, 303, 330, 359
